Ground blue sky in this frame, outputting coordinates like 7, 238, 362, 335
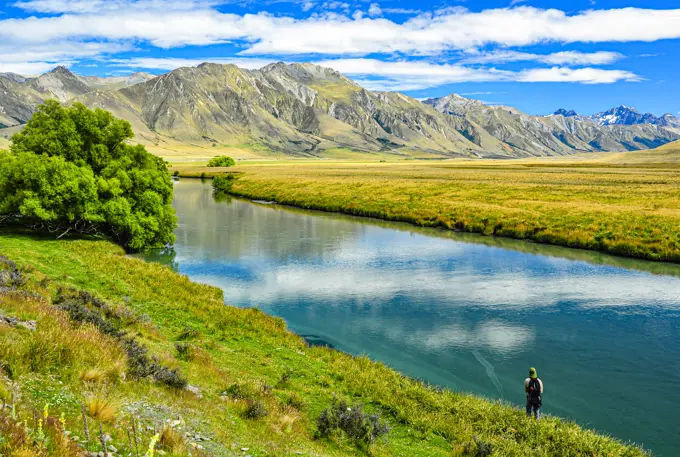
1, 0, 679, 116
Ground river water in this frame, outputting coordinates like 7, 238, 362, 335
146, 180, 680, 456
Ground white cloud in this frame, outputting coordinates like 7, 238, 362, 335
0, 61, 73, 75
0, 41, 131, 76
0, 4, 664, 89
462, 50, 624, 66
517, 67, 640, 84
110, 57, 277, 70
314, 59, 640, 90
12, 0, 222, 13
1, 6, 680, 55
0, 41, 131, 64
321, 1, 349, 11
368, 2, 382, 17
382, 8, 421, 15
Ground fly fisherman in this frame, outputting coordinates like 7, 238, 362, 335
524, 367, 543, 420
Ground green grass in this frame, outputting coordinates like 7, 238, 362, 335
0, 232, 650, 456
206, 160, 680, 262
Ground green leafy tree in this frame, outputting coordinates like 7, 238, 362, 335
0, 101, 177, 251
207, 156, 236, 167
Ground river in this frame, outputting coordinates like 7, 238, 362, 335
145, 179, 680, 456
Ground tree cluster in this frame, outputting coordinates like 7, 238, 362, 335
0, 101, 177, 251
207, 156, 236, 167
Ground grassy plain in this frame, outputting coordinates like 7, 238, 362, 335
0, 232, 649, 456
197, 156, 680, 262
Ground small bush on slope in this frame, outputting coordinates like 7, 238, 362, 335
316, 397, 390, 448
53, 288, 187, 389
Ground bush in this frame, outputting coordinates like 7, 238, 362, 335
0, 256, 25, 290
212, 174, 236, 194
174, 342, 194, 361
244, 399, 268, 420
283, 393, 306, 411
316, 397, 389, 447
464, 436, 494, 457
54, 288, 187, 389
224, 383, 257, 401
0, 101, 177, 252
207, 156, 236, 167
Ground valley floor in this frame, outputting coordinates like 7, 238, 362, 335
186, 154, 680, 263
0, 232, 650, 456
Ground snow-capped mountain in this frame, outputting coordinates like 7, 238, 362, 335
552, 106, 680, 127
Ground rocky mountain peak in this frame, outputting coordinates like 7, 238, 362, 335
553, 108, 579, 117
422, 94, 485, 116
48, 65, 76, 77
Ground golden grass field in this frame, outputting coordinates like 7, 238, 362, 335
182, 147, 680, 263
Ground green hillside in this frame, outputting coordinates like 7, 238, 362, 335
0, 232, 648, 457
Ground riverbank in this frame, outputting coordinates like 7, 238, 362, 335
199, 160, 680, 263
0, 232, 649, 456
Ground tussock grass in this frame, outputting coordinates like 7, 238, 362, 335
84, 387, 118, 423
0, 232, 651, 456
158, 425, 188, 456
209, 161, 680, 262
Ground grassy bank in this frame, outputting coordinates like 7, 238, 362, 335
202, 160, 680, 262
0, 232, 648, 456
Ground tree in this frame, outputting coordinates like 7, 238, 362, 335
207, 156, 236, 167
0, 101, 177, 251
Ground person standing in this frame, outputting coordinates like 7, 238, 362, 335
524, 367, 543, 420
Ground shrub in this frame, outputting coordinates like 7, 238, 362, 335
212, 174, 236, 194
464, 436, 494, 457
54, 288, 187, 389
206, 156, 236, 168
177, 327, 200, 340
122, 337, 187, 389
152, 364, 187, 389
244, 400, 268, 420
174, 342, 194, 361
1, 101, 177, 252
0, 256, 25, 290
224, 383, 257, 401
283, 393, 306, 411
316, 397, 389, 447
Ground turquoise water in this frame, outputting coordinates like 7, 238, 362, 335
149, 180, 680, 456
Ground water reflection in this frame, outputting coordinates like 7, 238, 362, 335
145, 180, 680, 456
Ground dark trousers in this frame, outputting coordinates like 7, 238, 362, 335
526, 401, 541, 420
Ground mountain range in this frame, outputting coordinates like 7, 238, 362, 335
552, 106, 680, 128
1, 64, 679, 158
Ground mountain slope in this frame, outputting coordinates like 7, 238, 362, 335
2, 63, 679, 158
0, 67, 155, 127
425, 94, 680, 156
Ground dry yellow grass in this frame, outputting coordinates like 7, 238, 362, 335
207, 158, 680, 262
84, 387, 118, 423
